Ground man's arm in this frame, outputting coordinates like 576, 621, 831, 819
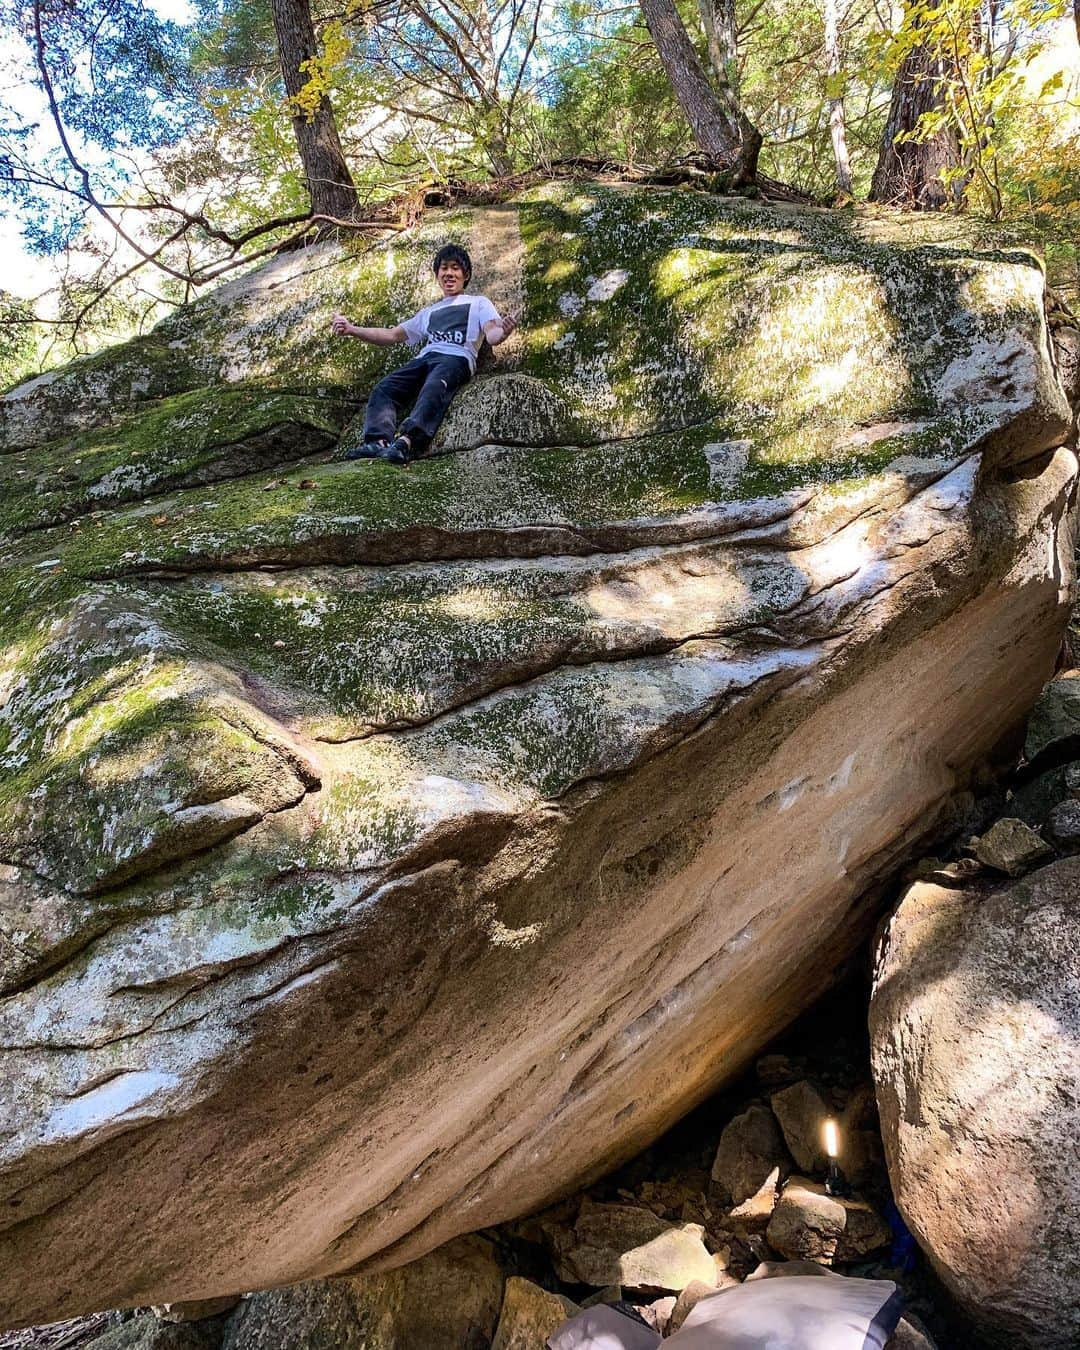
483, 314, 518, 347
332, 314, 407, 346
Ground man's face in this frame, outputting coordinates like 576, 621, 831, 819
436, 260, 467, 295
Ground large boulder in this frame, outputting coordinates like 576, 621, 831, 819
870, 860, 1080, 1347
0, 182, 1076, 1326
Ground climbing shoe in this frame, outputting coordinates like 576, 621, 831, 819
376, 437, 411, 466
334, 437, 388, 462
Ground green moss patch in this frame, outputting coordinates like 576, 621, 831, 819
516, 183, 1042, 458
0, 386, 355, 539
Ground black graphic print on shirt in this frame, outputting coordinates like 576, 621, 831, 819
426, 303, 470, 348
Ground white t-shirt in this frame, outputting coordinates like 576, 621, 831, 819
400, 293, 501, 373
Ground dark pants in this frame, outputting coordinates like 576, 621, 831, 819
363, 352, 471, 454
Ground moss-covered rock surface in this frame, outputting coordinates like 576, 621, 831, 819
0, 182, 1075, 1329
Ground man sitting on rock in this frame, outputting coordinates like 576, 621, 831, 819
331, 243, 517, 466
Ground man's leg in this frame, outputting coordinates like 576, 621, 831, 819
398, 355, 471, 457
361, 358, 427, 445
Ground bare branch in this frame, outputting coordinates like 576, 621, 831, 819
31, 0, 192, 284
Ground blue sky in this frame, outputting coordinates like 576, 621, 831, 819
0, 0, 196, 298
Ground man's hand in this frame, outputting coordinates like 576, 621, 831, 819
333, 316, 406, 345
485, 314, 519, 346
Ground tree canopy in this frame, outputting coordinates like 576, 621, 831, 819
0, 0, 1076, 385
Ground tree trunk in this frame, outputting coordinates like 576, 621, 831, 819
270, 0, 360, 220
870, 37, 962, 209
823, 0, 853, 193
641, 0, 762, 182
485, 127, 515, 177
699, 0, 739, 95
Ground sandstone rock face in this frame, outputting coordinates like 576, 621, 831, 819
0, 183, 1076, 1326
871, 861, 1080, 1348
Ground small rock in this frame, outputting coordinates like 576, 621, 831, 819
679, 1197, 709, 1225
508, 1196, 578, 1251
840, 1082, 877, 1129
888, 1315, 939, 1349
833, 1086, 883, 1185
726, 1167, 780, 1234
745, 1258, 830, 1281
765, 1178, 845, 1264
153, 1297, 241, 1323
770, 1081, 831, 1173
765, 1177, 890, 1265
297, 479, 319, 489
1065, 762, 1080, 797
1046, 799, 1080, 851
491, 1277, 579, 1350
668, 1280, 721, 1336
650, 1173, 708, 1215
642, 1295, 676, 1335
1025, 671, 1080, 763
843, 1128, 883, 1187
581, 1285, 622, 1308
905, 856, 982, 886
755, 1053, 805, 1088
555, 1201, 716, 1291
974, 817, 1053, 876
710, 1103, 791, 1205
1007, 766, 1070, 827
904, 855, 947, 880
839, 1194, 894, 1259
